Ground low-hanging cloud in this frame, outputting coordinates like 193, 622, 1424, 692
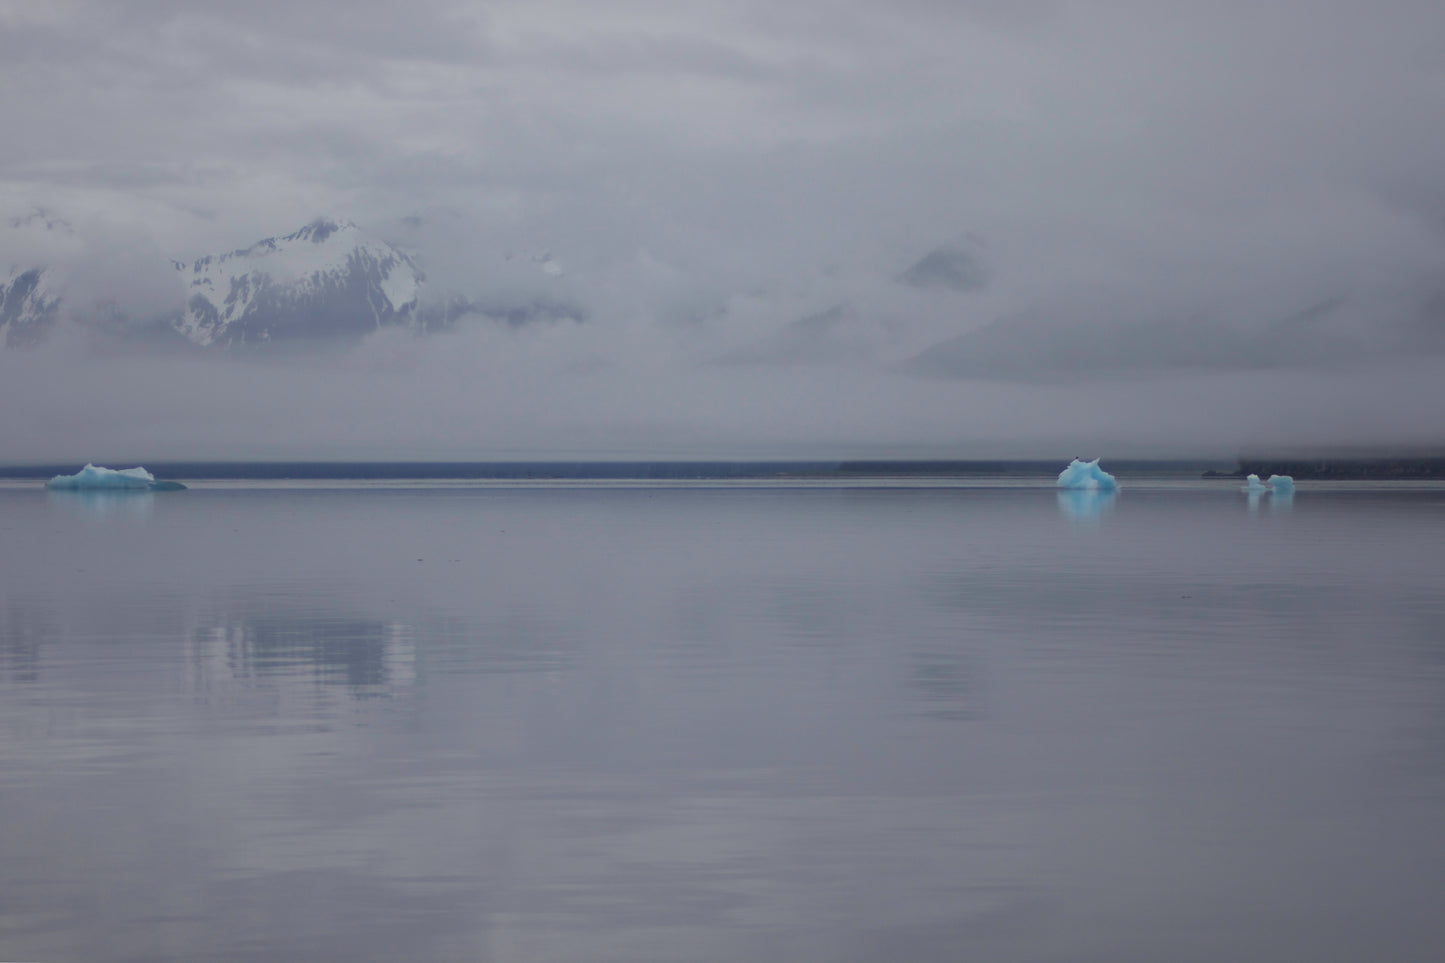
3, 0, 1445, 460
4, 311, 1445, 464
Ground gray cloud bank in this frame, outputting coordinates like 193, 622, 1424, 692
3, 0, 1445, 460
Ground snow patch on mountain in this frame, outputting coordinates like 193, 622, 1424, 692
0, 267, 62, 348
532, 251, 564, 278
379, 259, 419, 313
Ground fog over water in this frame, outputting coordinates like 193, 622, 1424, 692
4, 1, 1445, 459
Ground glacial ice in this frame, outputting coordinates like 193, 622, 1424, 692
1057, 458, 1118, 492
46, 464, 184, 491
1243, 473, 1294, 496
1267, 474, 1295, 494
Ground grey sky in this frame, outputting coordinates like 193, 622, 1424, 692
2, 0, 1444, 460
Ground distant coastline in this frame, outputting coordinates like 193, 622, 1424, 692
4, 457, 1443, 482
1228, 456, 1445, 480
1, 459, 1223, 481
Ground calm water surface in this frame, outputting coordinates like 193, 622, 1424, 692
2, 480, 1444, 961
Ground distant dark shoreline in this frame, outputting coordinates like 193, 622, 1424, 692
6, 457, 1444, 481
1231, 457, 1445, 480
2, 459, 1222, 481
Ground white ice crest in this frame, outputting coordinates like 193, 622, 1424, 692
46, 464, 157, 490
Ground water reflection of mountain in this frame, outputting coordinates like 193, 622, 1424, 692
421, 611, 579, 675
908, 650, 982, 721
0, 598, 49, 683
196, 616, 417, 696
193, 605, 580, 696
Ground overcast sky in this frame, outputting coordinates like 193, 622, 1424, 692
3, 0, 1445, 461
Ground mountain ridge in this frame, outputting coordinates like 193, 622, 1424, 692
171, 218, 423, 346
0, 216, 582, 350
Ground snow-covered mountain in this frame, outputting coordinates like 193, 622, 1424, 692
0, 214, 586, 350
2, 209, 70, 347
172, 218, 422, 346
0, 215, 434, 349
0, 267, 61, 348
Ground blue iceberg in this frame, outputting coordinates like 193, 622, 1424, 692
46, 464, 186, 492
1243, 473, 1294, 496
1057, 458, 1118, 492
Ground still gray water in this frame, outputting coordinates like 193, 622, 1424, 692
2, 479, 1444, 961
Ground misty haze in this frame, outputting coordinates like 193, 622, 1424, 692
3, 2, 1445, 961
4, 1, 1445, 459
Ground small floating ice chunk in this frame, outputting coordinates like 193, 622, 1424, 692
1056, 458, 1118, 492
46, 464, 184, 491
1266, 474, 1294, 494
1242, 473, 1294, 496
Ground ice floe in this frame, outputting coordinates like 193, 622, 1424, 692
46, 464, 186, 491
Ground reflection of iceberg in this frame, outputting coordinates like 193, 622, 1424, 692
46, 464, 186, 492
1057, 489, 1116, 520
1057, 458, 1118, 491
1268, 476, 1295, 511
47, 489, 156, 519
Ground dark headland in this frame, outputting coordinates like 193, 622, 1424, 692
1225, 454, 1445, 480
2, 459, 1220, 481
1200, 447, 1445, 480
4, 457, 1443, 482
